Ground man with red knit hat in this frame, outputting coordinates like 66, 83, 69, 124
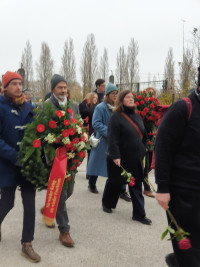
0, 71, 41, 263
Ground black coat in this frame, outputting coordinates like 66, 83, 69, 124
107, 108, 147, 186
155, 90, 200, 194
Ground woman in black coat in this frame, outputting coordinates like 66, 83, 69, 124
102, 90, 152, 225
79, 92, 98, 178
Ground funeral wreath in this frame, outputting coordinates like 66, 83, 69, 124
19, 101, 90, 190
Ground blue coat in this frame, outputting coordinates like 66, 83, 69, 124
0, 96, 33, 187
87, 101, 111, 177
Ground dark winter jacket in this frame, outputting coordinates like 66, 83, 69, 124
79, 99, 96, 136
155, 90, 200, 193
45, 94, 79, 115
0, 95, 33, 187
107, 107, 147, 186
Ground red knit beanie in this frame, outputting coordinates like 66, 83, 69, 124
2, 71, 23, 88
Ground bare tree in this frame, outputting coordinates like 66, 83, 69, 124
179, 48, 196, 96
36, 42, 54, 98
21, 40, 33, 90
115, 46, 127, 90
99, 48, 109, 83
164, 47, 175, 92
61, 38, 76, 84
80, 34, 98, 96
127, 38, 139, 88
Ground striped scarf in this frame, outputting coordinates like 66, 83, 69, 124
4, 92, 25, 105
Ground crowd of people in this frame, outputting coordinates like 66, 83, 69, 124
1, 70, 200, 267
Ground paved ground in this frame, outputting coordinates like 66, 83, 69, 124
0, 159, 172, 267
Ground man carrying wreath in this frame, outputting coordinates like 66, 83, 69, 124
44, 74, 79, 247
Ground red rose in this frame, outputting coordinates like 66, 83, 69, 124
72, 138, 79, 144
65, 143, 73, 149
69, 128, 76, 135
129, 181, 135, 187
148, 141, 152, 145
33, 139, 41, 148
71, 146, 76, 152
152, 111, 156, 116
134, 102, 139, 106
63, 119, 70, 126
133, 92, 136, 96
67, 108, 74, 115
150, 103, 155, 109
37, 124, 45, 133
73, 159, 79, 163
140, 100, 145, 105
137, 110, 140, 115
79, 151, 86, 158
141, 111, 146, 117
150, 97, 155, 102
178, 238, 191, 250
49, 120, 57, 129
66, 176, 72, 182
56, 110, 63, 117
81, 136, 85, 142
54, 137, 61, 144
79, 123, 82, 128
143, 107, 149, 113
144, 97, 149, 101
137, 95, 142, 100
156, 99, 160, 105
142, 90, 146, 94
87, 124, 89, 132
62, 129, 69, 137
71, 118, 77, 124
70, 166, 76, 171
85, 116, 89, 123
148, 116, 153, 121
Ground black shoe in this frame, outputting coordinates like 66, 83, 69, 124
132, 215, 152, 225
88, 185, 99, 194
102, 204, 112, 213
165, 253, 179, 267
120, 191, 132, 202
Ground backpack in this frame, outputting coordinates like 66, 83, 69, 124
150, 97, 192, 169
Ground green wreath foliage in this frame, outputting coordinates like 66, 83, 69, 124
19, 101, 90, 190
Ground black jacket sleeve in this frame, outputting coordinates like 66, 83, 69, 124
107, 113, 121, 159
155, 100, 188, 193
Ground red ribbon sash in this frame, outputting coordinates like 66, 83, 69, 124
43, 146, 68, 226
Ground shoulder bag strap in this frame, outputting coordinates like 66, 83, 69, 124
183, 97, 192, 121
121, 112, 143, 139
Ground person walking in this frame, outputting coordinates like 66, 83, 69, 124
79, 92, 98, 179
102, 90, 152, 225
87, 83, 118, 193
0, 71, 41, 262
45, 74, 79, 247
155, 83, 200, 266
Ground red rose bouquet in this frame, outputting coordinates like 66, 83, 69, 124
133, 91, 160, 151
19, 101, 90, 190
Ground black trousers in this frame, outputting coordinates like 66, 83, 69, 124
102, 179, 145, 218
0, 181, 36, 243
168, 189, 200, 267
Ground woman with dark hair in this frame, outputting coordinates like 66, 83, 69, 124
79, 92, 98, 178
102, 90, 152, 225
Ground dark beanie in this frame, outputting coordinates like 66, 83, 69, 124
51, 74, 67, 90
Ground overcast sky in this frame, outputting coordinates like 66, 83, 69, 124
0, 0, 200, 85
